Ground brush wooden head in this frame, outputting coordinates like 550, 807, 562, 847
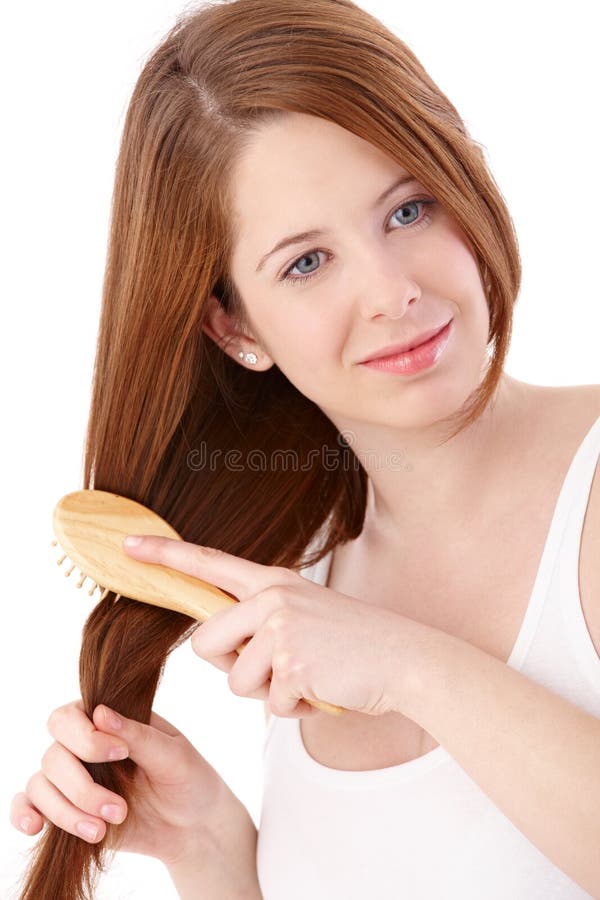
52, 490, 237, 622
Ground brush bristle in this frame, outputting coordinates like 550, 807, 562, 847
52, 536, 106, 601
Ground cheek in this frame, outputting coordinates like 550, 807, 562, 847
435, 229, 482, 296
434, 230, 489, 329
275, 307, 342, 367
272, 315, 348, 405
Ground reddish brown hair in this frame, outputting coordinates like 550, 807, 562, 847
17, 0, 520, 895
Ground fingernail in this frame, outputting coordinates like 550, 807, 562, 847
101, 803, 124, 824
123, 535, 143, 547
103, 707, 122, 730
76, 821, 99, 841
108, 745, 128, 761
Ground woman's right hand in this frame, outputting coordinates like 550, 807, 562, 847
9, 700, 240, 868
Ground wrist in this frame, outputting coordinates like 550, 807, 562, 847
387, 613, 442, 719
166, 849, 261, 900
166, 828, 261, 900
164, 787, 262, 899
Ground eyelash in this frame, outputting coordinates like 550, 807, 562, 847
278, 198, 437, 286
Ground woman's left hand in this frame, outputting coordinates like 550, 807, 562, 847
123, 535, 414, 719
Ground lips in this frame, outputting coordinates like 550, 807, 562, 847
359, 320, 453, 364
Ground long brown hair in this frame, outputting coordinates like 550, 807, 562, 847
17, 0, 520, 895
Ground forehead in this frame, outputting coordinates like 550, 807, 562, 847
229, 112, 409, 252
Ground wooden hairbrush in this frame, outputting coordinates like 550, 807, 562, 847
51, 489, 345, 717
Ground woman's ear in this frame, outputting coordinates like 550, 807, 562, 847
202, 294, 275, 371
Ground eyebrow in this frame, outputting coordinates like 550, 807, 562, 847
255, 173, 420, 273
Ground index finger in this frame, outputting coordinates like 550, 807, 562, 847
122, 535, 292, 601
47, 701, 128, 764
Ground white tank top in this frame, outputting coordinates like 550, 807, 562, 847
257, 413, 600, 900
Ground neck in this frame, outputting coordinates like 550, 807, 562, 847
341, 372, 528, 543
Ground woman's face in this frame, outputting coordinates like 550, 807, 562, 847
205, 111, 490, 430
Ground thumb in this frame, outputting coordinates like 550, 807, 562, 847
93, 704, 179, 778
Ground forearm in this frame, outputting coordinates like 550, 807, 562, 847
165, 795, 263, 899
395, 618, 600, 897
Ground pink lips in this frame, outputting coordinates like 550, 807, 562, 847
359, 320, 453, 364
358, 319, 453, 375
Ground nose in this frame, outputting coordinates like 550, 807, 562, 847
354, 253, 421, 320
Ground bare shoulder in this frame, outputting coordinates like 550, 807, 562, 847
556, 382, 600, 408
497, 377, 600, 654
549, 383, 600, 656
521, 381, 600, 444
527, 379, 600, 512
527, 381, 600, 418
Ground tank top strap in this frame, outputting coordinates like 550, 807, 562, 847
559, 412, 600, 533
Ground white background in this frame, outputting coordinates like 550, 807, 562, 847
1, 0, 598, 896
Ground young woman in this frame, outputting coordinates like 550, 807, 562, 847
10, 0, 600, 898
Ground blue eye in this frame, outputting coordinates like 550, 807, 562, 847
279, 198, 437, 286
